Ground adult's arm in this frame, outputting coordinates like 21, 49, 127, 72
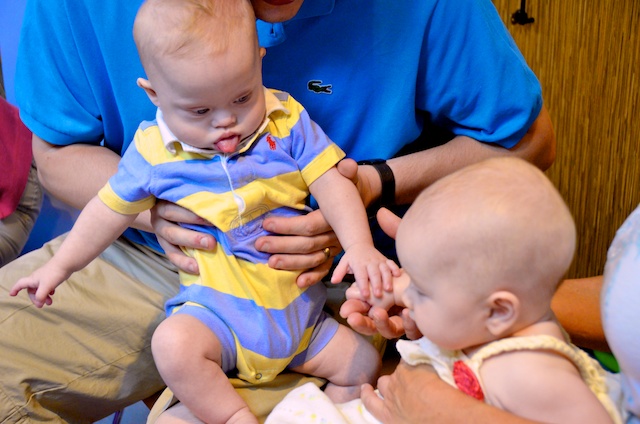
552, 275, 608, 352
362, 361, 542, 424
376, 106, 555, 208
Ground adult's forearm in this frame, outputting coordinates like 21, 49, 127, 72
387, 105, 556, 206
32, 134, 154, 233
33, 134, 119, 209
552, 275, 608, 352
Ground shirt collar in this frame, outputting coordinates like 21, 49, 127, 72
257, 0, 335, 48
159, 87, 289, 157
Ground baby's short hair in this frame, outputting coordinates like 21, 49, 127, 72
134, 0, 256, 68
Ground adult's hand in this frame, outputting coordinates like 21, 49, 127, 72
151, 200, 216, 274
256, 209, 342, 287
340, 299, 411, 339
255, 158, 375, 288
362, 360, 539, 424
361, 361, 441, 424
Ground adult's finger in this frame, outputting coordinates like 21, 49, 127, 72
336, 158, 359, 184
295, 259, 333, 288
261, 208, 332, 238
262, 231, 337, 270
368, 306, 407, 339
401, 308, 423, 340
360, 383, 388, 422
151, 202, 215, 251
153, 200, 210, 226
376, 207, 401, 240
340, 297, 375, 332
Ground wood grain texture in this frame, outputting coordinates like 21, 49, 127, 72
493, 0, 640, 278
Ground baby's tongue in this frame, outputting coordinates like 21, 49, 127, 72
216, 136, 239, 153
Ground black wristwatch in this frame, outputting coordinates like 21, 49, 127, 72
357, 159, 395, 218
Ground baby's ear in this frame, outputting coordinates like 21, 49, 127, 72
137, 78, 160, 107
485, 291, 519, 337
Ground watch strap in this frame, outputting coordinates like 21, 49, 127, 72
357, 159, 396, 216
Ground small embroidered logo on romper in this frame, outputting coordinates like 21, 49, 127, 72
267, 134, 277, 150
453, 360, 485, 401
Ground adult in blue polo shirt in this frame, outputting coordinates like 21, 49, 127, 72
2, 0, 555, 422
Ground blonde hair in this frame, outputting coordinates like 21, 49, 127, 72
134, 0, 256, 68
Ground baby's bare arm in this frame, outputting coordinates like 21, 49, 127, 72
10, 196, 136, 307
310, 167, 399, 297
480, 349, 614, 423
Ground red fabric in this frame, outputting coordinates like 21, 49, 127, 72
0, 97, 33, 219
453, 360, 485, 401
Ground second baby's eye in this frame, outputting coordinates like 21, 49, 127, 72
195, 108, 210, 115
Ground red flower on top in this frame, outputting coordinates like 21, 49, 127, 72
453, 360, 484, 401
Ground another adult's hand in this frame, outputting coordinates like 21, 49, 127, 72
361, 361, 442, 424
362, 360, 539, 424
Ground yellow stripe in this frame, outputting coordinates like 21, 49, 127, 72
235, 325, 315, 383
300, 144, 346, 185
177, 172, 310, 231
264, 93, 303, 139
98, 182, 156, 214
186, 248, 304, 309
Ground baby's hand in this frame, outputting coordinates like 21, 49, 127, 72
345, 279, 398, 311
331, 243, 401, 298
10, 265, 67, 308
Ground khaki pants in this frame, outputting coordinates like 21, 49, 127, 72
0, 235, 331, 423
0, 235, 176, 423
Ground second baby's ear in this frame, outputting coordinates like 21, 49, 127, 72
485, 291, 519, 337
137, 77, 160, 107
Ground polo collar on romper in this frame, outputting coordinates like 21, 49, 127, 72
256, 0, 335, 47
159, 87, 289, 157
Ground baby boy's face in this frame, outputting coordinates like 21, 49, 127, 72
148, 40, 266, 154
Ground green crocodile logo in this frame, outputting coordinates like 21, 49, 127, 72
307, 80, 332, 94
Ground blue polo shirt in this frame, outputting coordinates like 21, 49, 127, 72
15, 0, 542, 252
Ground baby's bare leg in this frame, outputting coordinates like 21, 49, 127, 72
152, 314, 257, 424
291, 324, 381, 403
156, 402, 257, 424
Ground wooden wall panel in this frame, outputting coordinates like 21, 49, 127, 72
493, 0, 640, 278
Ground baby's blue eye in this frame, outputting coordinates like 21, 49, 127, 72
195, 108, 209, 115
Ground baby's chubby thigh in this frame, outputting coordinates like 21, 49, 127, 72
290, 321, 382, 403
151, 306, 250, 422
151, 305, 233, 379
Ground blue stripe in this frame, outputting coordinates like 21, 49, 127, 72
182, 206, 305, 263
166, 282, 327, 360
